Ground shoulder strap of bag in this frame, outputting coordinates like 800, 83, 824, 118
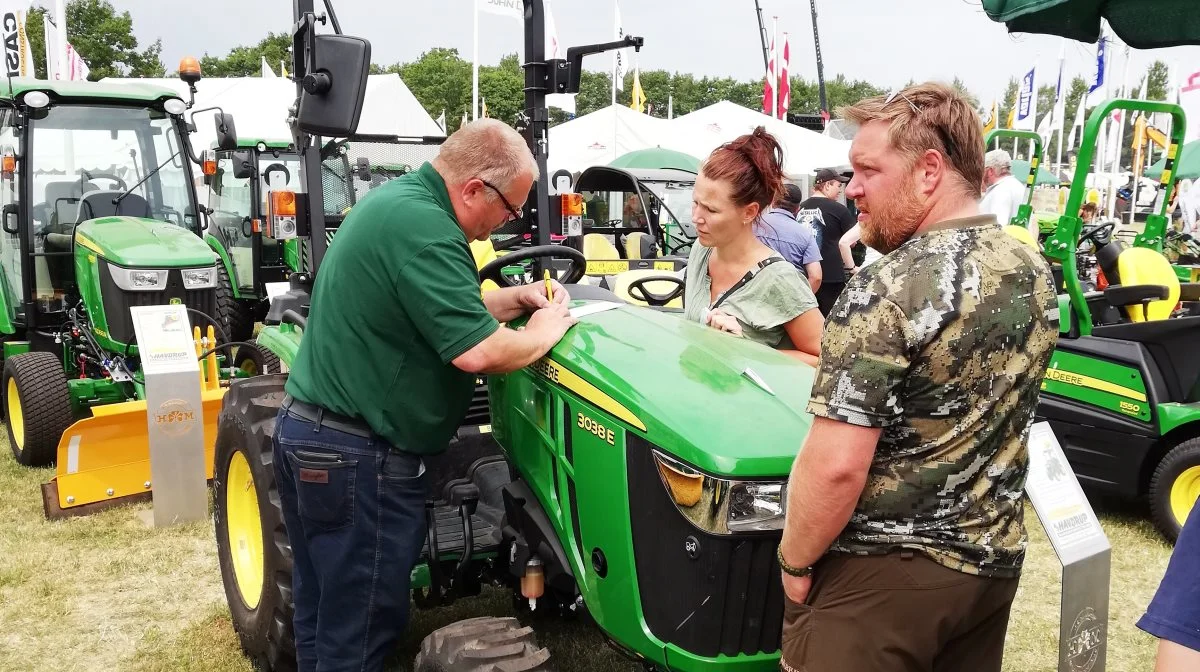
710, 256, 786, 311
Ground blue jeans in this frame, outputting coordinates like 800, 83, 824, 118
273, 406, 429, 672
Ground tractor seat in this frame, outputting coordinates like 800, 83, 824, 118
583, 233, 620, 261
623, 231, 658, 259
1098, 245, 1184, 323
76, 191, 151, 222
470, 239, 502, 294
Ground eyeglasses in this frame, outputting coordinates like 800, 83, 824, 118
884, 89, 959, 166
480, 178, 523, 222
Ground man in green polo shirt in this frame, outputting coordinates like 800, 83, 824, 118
273, 119, 576, 672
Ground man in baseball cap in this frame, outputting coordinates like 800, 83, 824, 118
796, 168, 855, 315
755, 182, 823, 293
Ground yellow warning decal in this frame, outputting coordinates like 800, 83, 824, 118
529, 357, 646, 431
1043, 367, 1147, 402
75, 233, 102, 255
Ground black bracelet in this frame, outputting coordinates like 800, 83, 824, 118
777, 545, 813, 577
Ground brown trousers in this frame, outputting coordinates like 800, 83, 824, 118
780, 551, 1020, 672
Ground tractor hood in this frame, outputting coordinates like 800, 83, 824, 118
75, 217, 217, 268
529, 302, 815, 478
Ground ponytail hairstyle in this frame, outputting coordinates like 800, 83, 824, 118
700, 126, 785, 215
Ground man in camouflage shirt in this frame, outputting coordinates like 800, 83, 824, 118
777, 83, 1058, 672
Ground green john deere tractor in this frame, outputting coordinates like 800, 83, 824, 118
0, 77, 252, 516
212, 2, 808, 670
1036, 98, 1200, 543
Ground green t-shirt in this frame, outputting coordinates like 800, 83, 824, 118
682, 243, 818, 349
284, 163, 499, 454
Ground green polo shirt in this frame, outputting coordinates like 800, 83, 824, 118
284, 162, 499, 454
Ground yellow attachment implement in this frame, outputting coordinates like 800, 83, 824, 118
41, 326, 228, 518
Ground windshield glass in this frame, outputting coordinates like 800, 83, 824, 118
30, 104, 196, 232
644, 180, 696, 238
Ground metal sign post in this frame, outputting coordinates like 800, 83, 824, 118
130, 305, 208, 526
1025, 421, 1110, 672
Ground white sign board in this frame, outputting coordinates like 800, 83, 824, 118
130, 305, 207, 526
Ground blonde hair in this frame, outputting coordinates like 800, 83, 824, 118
839, 82, 984, 199
433, 118, 539, 198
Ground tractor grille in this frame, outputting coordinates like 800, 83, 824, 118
626, 435, 784, 658
98, 261, 219, 346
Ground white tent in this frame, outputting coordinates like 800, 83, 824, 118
546, 105, 673, 175
666, 101, 851, 177
99, 74, 444, 150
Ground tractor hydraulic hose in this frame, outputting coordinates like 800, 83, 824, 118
195, 340, 269, 361
186, 307, 231, 346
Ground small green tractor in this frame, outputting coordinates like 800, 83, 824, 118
0, 76, 247, 516
1036, 98, 1200, 543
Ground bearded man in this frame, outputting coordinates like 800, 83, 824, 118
775, 82, 1059, 672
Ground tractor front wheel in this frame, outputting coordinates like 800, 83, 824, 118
1149, 437, 1200, 543
217, 264, 255, 344
2, 352, 73, 467
233, 339, 283, 376
213, 374, 296, 671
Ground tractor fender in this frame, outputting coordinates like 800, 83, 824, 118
0, 284, 14, 335
205, 234, 242, 300
500, 479, 577, 597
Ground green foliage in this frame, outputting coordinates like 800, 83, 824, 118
25, 0, 164, 80
198, 33, 291, 78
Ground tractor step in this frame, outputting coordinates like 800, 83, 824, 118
421, 505, 502, 560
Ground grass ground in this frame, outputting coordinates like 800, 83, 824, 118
0, 434, 1175, 671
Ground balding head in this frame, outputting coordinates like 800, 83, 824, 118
433, 119, 539, 241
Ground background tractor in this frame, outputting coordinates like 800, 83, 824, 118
0, 76, 253, 517
211, 2, 813, 670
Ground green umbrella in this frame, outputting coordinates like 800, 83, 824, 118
982, 0, 1200, 48
609, 147, 700, 173
1011, 159, 1060, 186
1145, 140, 1200, 181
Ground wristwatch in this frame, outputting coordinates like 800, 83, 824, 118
776, 545, 813, 578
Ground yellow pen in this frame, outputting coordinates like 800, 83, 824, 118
543, 269, 553, 304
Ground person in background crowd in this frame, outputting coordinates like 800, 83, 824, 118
796, 168, 855, 315
837, 223, 883, 276
755, 181, 824, 293
684, 127, 824, 366
980, 148, 1029, 236
778, 82, 1058, 672
1138, 506, 1200, 672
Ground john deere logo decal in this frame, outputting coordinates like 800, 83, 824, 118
155, 398, 196, 438
169, 297, 182, 305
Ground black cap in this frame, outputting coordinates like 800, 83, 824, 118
780, 182, 804, 207
815, 168, 849, 185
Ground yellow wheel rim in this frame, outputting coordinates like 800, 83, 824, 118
226, 450, 264, 610
1170, 466, 1200, 528
7, 377, 24, 451
239, 359, 258, 376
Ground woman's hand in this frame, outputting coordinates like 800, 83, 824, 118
705, 309, 743, 337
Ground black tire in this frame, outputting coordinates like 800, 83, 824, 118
213, 374, 296, 671
233, 339, 284, 376
414, 617, 552, 672
2, 352, 73, 467
1149, 437, 1200, 543
218, 263, 255, 344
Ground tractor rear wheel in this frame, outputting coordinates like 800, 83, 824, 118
414, 617, 552, 672
218, 264, 255, 344
213, 374, 296, 671
1149, 437, 1200, 543
2, 352, 73, 467
233, 339, 283, 376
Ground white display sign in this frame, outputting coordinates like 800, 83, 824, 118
132, 305, 200, 375
1026, 422, 1110, 564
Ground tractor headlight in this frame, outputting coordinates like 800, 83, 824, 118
652, 450, 787, 535
109, 266, 167, 291
182, 266, 218, 289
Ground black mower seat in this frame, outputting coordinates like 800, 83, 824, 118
1093, 315, 1200, 403
77, 191, 151, 221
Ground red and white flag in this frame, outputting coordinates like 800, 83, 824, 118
777, 35, 790, 119
762, 35, 775, 117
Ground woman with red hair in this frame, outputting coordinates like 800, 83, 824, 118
684, 127, 823, 366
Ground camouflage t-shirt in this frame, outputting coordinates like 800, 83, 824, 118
807, 214, 1058, 578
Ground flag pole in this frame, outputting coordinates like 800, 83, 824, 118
770, 16, 778, 119
472, 0, 479, 120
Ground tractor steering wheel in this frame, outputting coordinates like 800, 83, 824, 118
626, 275, 686, 307
79, 169, 128, 193
1079, 220, 1116, 249
478, 244, 587, 288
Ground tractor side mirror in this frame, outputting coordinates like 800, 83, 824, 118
2, 203, 17, 234
355, 157, 371, 181
231, 150, 253, 180
297, 34, 371, 137
214, 112, 238, 151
